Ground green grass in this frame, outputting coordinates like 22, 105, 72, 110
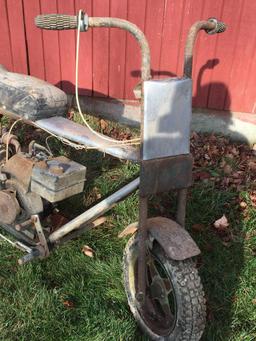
0, 120, 255, 340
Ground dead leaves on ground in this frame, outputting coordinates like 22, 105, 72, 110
99, 118, 133, 141
213, 215, 229, 230
82, 245, 94, 258
191, 132, 256, 190
213, 215, 233, 247
63, 300, 75, 309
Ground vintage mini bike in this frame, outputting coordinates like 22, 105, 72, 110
0, 11, 226, 340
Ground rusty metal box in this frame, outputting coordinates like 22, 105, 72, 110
31, 156, 86, 203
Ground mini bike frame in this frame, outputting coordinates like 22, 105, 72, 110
1, 14, 226, 306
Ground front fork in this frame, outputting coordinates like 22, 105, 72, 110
136, 188, 187, 303
136, 196, 148, 302
136, 17, 226, 304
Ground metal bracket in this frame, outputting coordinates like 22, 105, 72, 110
32, 215, 50, 257
140, 154, 193, 197
79, 11, 89, 32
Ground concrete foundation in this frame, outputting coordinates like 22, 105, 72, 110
70, 95, 256, 145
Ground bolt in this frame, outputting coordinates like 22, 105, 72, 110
136, 292, 144, 303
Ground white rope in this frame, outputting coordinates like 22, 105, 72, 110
75, 9, 140, 146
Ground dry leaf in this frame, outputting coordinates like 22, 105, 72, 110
239, 201, 247, 209
100, 119, 108, 131
213, 215, 229, 230
252, 299, 256, 305
223, 164, 232, 175
192, 224, 205, 232
91, 217, 107, 228
82, 245, 94, 258
248, 161, 256, 172
118, 222, 138, 238
63, 300, 75, 308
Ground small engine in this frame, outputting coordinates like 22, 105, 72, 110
0, 140, 86, 227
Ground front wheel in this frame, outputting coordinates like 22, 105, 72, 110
123, 235, 206, 341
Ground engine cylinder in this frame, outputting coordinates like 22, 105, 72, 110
0, 190, 20, 224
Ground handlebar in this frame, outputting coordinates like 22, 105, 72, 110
35, 12, 151, 82
35, 13, 226, 82
35, 13, 89, 31
184, 18, 227, 78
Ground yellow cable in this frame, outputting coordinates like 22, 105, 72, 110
5, 118, 22, 163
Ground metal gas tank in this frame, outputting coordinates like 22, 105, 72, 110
31, 156, 86, 203
143, 77, 192, 160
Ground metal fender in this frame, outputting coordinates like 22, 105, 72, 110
147, 217, 200, 261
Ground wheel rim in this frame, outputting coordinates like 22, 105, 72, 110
131, 246, 177, 336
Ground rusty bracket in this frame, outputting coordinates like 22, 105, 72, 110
32, 215, 50, 258
140, 154, 193, 197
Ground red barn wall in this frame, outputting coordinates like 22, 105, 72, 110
0, 0, 255, 114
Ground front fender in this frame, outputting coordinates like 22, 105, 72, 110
147, 217, 200, 261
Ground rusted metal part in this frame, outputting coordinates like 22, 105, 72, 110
136, 196, 148, 303
148, 217, 200, 260
5, 179, 43, 215
1, 133, 21, 153
0, 221, 37, 246
2, 154, 35, 191
18, 248, 41, 265
140, 154, 193, 197
144, 257, 174, 334
31, 215, 50, 257
184, 20, 215, 78
15, 218, 33, 232
184, 19, 227, 78
28, 140, 52, 156
176, 188, 188, 227
0, 189, 20, 224
0, 231, 32, 253
89, 17, 151, 82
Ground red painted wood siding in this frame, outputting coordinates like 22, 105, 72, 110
0, 0, 255, 114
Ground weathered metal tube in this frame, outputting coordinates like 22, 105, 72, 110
18, 249, 41, 265
184, 19, 226, 78
49, 177, 140, 243
184, 20, 215, 78
176, 188, 188, 227
1, 133, 21, 153
89, 17, 151, 81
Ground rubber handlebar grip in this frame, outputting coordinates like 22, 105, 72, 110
206, 18, 227, 35
35, 14, 78, 30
